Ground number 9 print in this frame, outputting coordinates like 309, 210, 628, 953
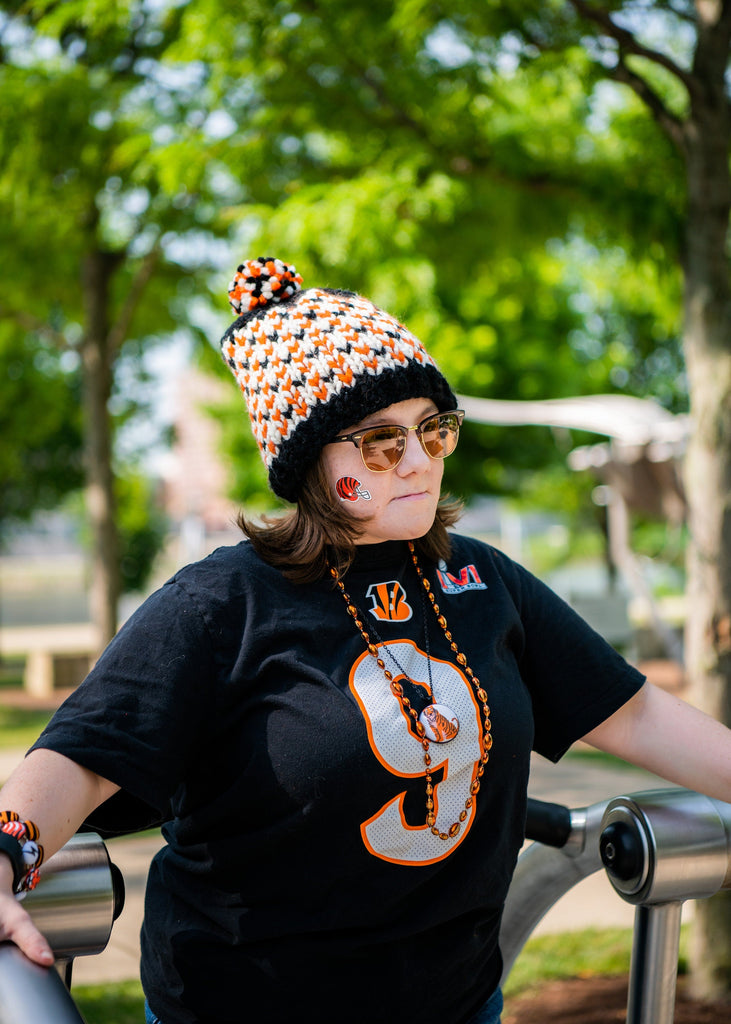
348, 640, 484, 866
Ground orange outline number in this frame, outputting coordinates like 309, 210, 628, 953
349, 640, 483, 866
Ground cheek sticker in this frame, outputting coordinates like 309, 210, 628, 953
336, 476, 372, 502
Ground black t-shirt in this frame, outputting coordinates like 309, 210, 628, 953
32, 535, 644, 1024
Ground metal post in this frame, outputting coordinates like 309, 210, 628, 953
626, 902, 683, 1024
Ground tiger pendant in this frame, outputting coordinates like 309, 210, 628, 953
418, 703, 460, 743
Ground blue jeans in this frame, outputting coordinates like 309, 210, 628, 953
145, 988, 502, 1024
465, 986, 503, 1024
144, 1003, 162, 1024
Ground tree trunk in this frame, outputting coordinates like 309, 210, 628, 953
80, 250, 121, 648
681, 13, 731, 1000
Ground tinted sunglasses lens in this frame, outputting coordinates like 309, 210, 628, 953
420, 413, 461, 458
360, 426, 406, 471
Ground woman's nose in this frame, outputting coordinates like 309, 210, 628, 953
396, 428, 431, 473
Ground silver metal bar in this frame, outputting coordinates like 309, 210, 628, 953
0, 944, 86, 1023
626, 902, 683, 1024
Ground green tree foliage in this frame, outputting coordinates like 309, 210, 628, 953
115, 471, 169, 594
176, 0, 687, 516
0, 0, 236, 634
0, 325, 84, 532
0, 0, 690, 535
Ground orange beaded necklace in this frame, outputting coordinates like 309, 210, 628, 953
330, 541, 493, 841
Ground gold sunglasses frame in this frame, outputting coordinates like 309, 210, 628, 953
330, 410, 465, 472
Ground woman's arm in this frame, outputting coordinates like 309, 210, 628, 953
582, 681, 731, 803
0, 748, 119, 965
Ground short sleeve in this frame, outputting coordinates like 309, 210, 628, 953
30, 577, 218, 816
494, 552, 645, 761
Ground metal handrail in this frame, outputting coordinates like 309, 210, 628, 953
0, 944, 86, 1023
500, 798, 609, 980
0, 831, 123, 1024
501, 789, 731, 1024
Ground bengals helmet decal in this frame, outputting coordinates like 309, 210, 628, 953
336, 476, 372, 501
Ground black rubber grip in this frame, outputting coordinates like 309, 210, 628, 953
525, 797, 573, 848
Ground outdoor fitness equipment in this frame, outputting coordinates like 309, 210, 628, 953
501, 789, 731, 1024
0, 832, 123, 1023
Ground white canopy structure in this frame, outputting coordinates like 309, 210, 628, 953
458, 392, 688, 447
458, 392, 688, 661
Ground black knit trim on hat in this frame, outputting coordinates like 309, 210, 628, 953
269, 361, 457, 502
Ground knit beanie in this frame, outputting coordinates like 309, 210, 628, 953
220, 256, 457, 502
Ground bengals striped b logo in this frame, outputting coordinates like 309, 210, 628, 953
366, 581, 413, 622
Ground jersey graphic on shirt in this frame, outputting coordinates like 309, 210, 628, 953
436, 563, 487, 595
366, 580, 413, 622
349, 640, 483, 866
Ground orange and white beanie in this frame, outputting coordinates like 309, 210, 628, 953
220, 256, 456, 501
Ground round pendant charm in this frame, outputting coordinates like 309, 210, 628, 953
419, 703, 460, 743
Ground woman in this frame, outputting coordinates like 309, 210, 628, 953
1, 256, 730, 1024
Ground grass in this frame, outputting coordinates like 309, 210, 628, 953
504, 926, 634, 1000
503, 923, 690, 1002
73, 980, 145, 1024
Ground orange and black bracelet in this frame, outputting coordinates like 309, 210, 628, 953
0, 812, 44, 896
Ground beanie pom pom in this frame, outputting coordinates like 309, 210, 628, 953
228, 257, 303, 316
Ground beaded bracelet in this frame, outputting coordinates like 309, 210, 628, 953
0, 811, 44, 897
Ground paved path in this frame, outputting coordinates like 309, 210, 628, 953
0, 747, 677, 987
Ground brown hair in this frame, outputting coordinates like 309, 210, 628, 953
238, 458, 463, 584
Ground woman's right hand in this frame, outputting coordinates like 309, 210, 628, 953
0, 857, 54, 966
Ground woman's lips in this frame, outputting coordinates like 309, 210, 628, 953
393, 490, 429, 502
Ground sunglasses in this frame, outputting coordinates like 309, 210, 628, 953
331, 410, 465, 473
